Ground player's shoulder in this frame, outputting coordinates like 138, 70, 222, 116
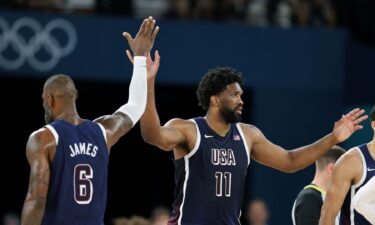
333, 146, 363, 176
295, 187, 323, 212
297, 187, 322, 200
27, 127, 56, 149
337, 146, 362, 165
236, 123, 263, 137
164, 118, 196, 129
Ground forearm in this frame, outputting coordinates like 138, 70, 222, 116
140, 76, 163, 145
115, 56, 147, 126
318, 212, 336, 225
288, 133, 338, 172
21, 197, 47, 225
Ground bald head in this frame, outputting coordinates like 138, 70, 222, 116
44, 74, 77, 102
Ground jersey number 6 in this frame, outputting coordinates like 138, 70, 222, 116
74, 164, 94, 204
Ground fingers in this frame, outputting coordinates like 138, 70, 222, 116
354, 115, 368, 125
148, 19, 156, 37
151, 26, 160, 41
154, 50, 160, 65
352, 109, 366, 120
122, 32, 133, 43
138, 18, 147, 35
143, 16, 153, 37
126, 50, 134, 64
346, 108, 360, 118
354, 125, 364, 131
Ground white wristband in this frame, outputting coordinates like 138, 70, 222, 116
115, 56, 147, 126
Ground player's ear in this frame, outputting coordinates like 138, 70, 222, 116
371, 121, 375, 130
210, 95, 219, 107
47, 93, 55, 108
327, 162, 335, 174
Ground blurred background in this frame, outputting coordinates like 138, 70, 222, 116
0, 0, 374, 224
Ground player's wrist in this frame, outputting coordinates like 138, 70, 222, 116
134, 56, 146, 67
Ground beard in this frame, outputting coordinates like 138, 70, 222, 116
44, 108, 54, 124
220, 105, 242, 123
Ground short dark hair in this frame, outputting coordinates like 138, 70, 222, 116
196, 67, 243, 110
316, 145, 346, 171
371, 106, 375, 122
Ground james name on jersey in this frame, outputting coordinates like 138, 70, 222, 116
69, 142, 98, 157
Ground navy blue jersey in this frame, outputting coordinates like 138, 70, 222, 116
340, 144, 375, 225
169, 117, 250, 225
41, 120, 109, 225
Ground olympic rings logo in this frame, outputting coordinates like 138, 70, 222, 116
0, 17, 77, 71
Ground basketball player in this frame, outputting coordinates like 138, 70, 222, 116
319, 106, 375, 225
292, 146, 345, 225
125, 52, 367, 224
21, 17, 159, 225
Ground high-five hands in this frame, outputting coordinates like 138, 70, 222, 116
123, 16, 159, 56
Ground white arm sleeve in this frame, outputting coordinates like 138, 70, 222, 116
352, 176, 375, 224
115, 56, 147, 126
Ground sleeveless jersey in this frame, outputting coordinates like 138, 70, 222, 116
168, 117, 250, 225
41, 119, 109, 225
340, 144, 375, 225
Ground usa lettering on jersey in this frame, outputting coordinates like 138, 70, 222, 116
211, 148, 236, 166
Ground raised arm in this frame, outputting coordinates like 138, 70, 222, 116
95, 17, 159, 149
319, 151, 362, 225
249, 108, 367, 172
125, 49, 190, 152
21, 129, 55, 225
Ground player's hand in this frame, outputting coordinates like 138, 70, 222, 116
332, 108, 368, 143
123, 16, 159, 56
126, 50, 160, 79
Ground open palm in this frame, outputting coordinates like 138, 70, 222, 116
333, 108, 368, 143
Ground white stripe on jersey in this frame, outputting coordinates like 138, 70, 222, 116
178, 119, 201, 225
236, 123, 250, 166
45, 124, 59, 145
96, 123, 107, 143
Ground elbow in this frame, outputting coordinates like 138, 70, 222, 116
281, 165, 298, 174
281, 152, 302, 173
141, 133, 173, 151
141, 133, 157, 145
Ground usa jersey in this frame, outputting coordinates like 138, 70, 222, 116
340, 144, 374, 225
41, 120, 109, 225
168, 117, 250, 225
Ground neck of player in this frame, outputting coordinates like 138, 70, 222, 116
205, 110, 231, 137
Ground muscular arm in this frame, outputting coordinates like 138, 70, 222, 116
319, 151, 361, 225
250, 125, 337, 172
21, 129, 55, 225
95, 17, 159, 150
249, 108, 366, 173
94, 56, 146, 149
140, 74, 187, 152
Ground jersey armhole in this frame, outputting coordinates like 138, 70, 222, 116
353, 147, 367, 188
236, 123, 250, 165
185, 119, 201, 159
45, 125, 59, 145
96, 123, 108, 144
